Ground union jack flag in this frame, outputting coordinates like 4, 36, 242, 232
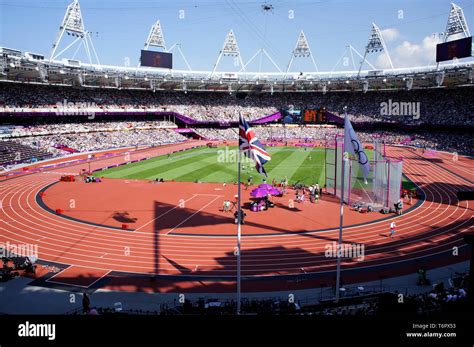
239, 114, 271, 176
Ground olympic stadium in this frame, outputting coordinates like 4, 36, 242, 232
0, 0, 473, 344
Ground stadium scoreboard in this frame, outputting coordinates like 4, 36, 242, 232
302, 109, 327, 123
436, 36, 472, 62
280, 108, 329, 124
140, 50, 173, 69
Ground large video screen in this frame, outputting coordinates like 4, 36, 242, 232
140, 50, 173, 68
436, 36, 472, 62
302, 109, 327, 123
280, 108, 301, 123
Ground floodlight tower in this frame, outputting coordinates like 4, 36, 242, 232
211, 30, 245, 77
436, 3, 471, 69
144, 20, 167, 51
357, 23, 393, 78
49, 0, 100, 67
442, 2, 471, 42
140, 21, 192, 70
284, 31, 319, 78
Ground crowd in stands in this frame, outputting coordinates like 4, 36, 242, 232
74, 272, 469, 316
195, 126, 473, 155
1, 121, 471, 167
1, 83, 472, 126
0, 140, 51, 167
0, 119, 186, 166
0, 82, 471, 165
411, 274, 469, 314
3, 120, 175, 138
8, 120, 471, 156
12, 129, 187, 155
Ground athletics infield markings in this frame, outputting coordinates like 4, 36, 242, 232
45, 265, 111, 288
134, 193, 223, 233
165, 195, 223, 235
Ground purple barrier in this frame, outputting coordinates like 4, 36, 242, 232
399, 136, 414, 145
251, 112, 282, 124
325, 111, 344, 125
174, 128, 195, 133
1, 110, 284, 126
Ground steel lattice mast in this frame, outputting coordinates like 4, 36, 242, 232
357, 23, 393, 77
49, 0, 100, 67
285, 30, 319, 77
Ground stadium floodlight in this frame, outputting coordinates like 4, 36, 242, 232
443, 3, 471, 42
49, 0, 101, 68
436, 3, 471, 70
144, 21, 166, 50
140, 21, 192, 71
211, 30, 245, 77
357, 23, 394, 78
285, 31, 319, 78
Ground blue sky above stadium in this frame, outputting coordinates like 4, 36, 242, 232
0, 0, 472, 71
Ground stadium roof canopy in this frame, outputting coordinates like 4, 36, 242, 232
1, 1, 473, 93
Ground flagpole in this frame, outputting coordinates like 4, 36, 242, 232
335, 108, 347, 303
237, 122, 242, 315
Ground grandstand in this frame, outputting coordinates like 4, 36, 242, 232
0, 0, 473, 344
0, 139, 51, 166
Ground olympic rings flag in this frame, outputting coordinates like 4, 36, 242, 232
343, 114, 370, 179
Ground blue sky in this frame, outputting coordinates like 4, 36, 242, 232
0, 0, 472, 71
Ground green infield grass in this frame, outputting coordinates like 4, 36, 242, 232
98, 145, 410, 187
98, 146, 327, 185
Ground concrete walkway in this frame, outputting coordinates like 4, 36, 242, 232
0, 260, 469, 314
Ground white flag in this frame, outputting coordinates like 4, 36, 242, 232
344, 115, 370, 179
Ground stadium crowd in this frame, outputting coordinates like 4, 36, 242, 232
1, 83, 472, 126
0, 82, 472, 165
12, 129, 187, 154
195, 126, 473, 155
73, 273, 469, 316
1, 122, 471, 167
0, 120, 186, 165
4, 120, 176, 137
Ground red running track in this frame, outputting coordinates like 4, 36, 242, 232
0, 143, 473, 293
